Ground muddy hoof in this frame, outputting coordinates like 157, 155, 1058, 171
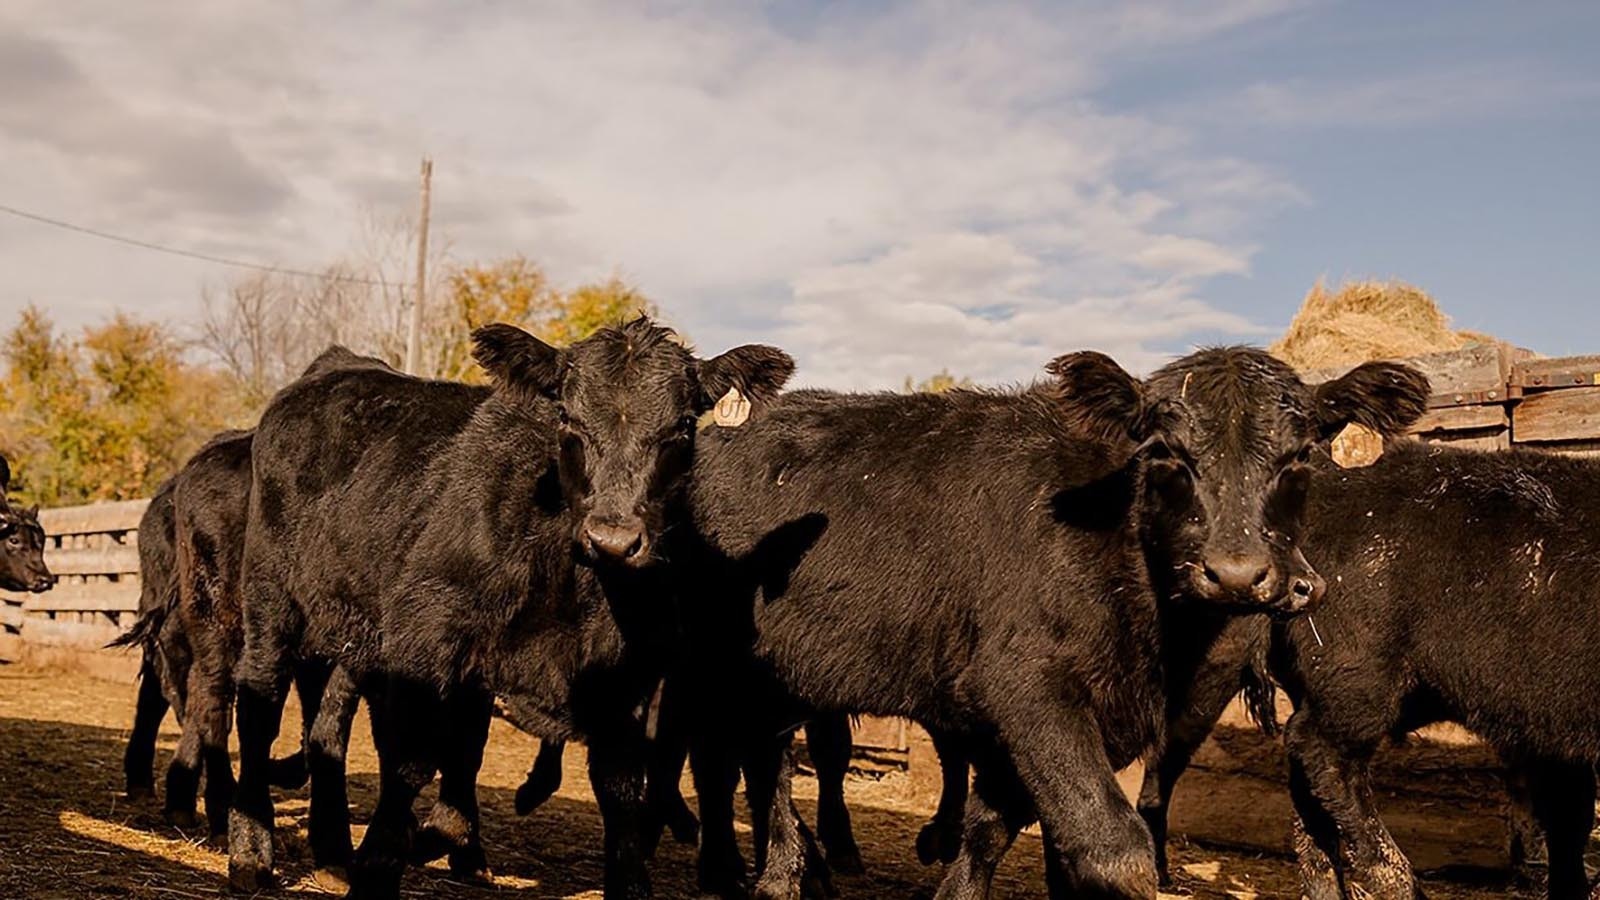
226, 808, 275, 893
126, 781, 156, 802
227, 860, 276, 894
164, 807, 202, 830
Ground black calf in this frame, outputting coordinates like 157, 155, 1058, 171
678, 347, 1425, 900
227, 320, 793, 899
1270, 441, 1600, 900
0, 455, 53, 594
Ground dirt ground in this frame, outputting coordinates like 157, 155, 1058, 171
0, 666, 1549, 899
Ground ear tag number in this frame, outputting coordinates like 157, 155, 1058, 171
713, 387, 751, 428
1331, 422, 1383, 469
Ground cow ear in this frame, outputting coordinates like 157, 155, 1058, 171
698, 345, 795, 410
1047, 351, 1157, 443
471, 324, 567, 401
1312, 361, 1430, 440
0, 455, 9, 493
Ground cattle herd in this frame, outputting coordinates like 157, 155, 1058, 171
6, 316, 1600, 900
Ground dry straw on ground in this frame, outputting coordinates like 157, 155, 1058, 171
1271, 278, 1493, 370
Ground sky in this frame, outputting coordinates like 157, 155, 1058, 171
0, 0, 1595, 388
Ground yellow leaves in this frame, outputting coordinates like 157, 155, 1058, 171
431, 259, 659, 381
0, 306, 248, 507
904, 369, 973, 393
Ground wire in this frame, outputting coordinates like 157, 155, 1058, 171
0, 201, 391, 286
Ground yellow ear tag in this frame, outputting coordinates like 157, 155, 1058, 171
713, 386, 751, 428
1331, 422, 1383, 469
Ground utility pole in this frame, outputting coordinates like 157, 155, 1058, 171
404, 156, 433, 375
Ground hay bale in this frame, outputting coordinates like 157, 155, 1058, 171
1271, 279, 1489, 370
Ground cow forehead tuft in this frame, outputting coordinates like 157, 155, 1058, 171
1150, 346, 1315, 461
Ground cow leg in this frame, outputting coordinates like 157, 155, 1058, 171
163, 662, 206, 830
193, 645, 238, 839
1288, 751, 1346, 900
516, 740, 566, 815
1137, 651, 1246, 886
124, 654, 170, 800
227, 632, 293, 891
746, 738, 830, 900
1284, 710, 1415, 900
1504, 762, 1549, 889
350, 675, 442, 900
690, 730, 748, 899
643, 676, 699, 854
1525, 759, 1595, 900
1002, 708, 1156, 900
306, 665, 362, 884
413, 686, 494, 883
916, 726, 970, 867
806, 712, 864, 875
588, 727, 655, 900
933, 752, 1034, 900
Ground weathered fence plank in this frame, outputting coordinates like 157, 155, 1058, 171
38, 500, 150, 537
41, 545, 140, 577
1514, 387, 1600, 444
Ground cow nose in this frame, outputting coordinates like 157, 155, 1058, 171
1202, 556, 1272, 595
30, 572, 55, 592
583, 518, 646, 563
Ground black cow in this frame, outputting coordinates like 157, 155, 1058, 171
226, 320, 794, 900
0, 455, 54, 594
1265, 441, 1600, 900
111, 428, 357, 837
678, 347, 1427, 900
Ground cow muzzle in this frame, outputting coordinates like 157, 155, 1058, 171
580, 515, 650, 568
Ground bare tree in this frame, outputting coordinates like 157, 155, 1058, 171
196, 209, 454, 404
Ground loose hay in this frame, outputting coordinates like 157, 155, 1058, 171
1271, 279, 1491, 369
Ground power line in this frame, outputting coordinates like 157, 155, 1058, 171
0, 201, 390, 286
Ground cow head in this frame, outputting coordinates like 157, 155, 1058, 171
1051, 348, 1427, 616
473, 318, 794, 569
0, 458, 54, 593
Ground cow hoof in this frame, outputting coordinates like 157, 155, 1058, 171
407, 826, 454, 865
311, 866, 351, 894
126, 782, 156, 802
164, 807, 201, 830
826, 847, 864, 876
347, 864, 403, 900
268, 753, 309, 789
667, 805, 701, 845
448, 864, 494, 887
514, 775, 560, 815
914, 820, 960, 866
697, 868, 749, 900
228, 863, 276, 894
226, 808, 275, 892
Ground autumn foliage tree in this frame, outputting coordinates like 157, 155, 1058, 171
1, 255, 661, 507
0, 307, 245, 506
430, 258, 656, 381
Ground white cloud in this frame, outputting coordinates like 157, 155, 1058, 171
0, 0, 1305, 386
